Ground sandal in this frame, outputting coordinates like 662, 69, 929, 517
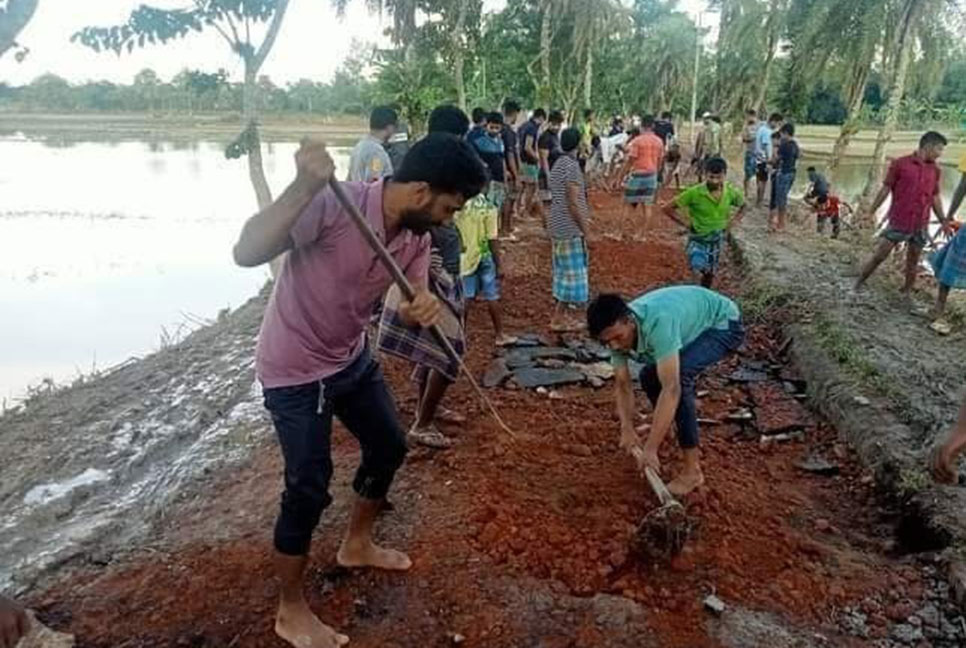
930, 319, 953, 336
495, 334, 520, 347
407, 425, 453, 450
910, 305, 933, 319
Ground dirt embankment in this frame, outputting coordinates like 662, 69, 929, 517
6, 189, 966, 647
732, 204, 966, 549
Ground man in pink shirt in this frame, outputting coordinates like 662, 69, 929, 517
855, 131, 952, 293
233, 133, 487, 648
621, 114, 665, 239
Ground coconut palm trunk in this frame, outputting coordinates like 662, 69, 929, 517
857, 0, 924, 220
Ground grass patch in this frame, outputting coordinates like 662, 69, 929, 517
738, 281, 797, 325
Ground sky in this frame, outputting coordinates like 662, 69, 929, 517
0, 0, 712, 86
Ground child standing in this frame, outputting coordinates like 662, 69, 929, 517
456, 193, 515, 346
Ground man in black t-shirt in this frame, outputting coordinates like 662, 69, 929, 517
654, 111, 675, 146
769, 122, 800, 232
501, 100, 522, 236
538, 110, 565, 204
518, 108, 546, 217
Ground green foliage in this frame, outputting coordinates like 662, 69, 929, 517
71, 1, 278, 57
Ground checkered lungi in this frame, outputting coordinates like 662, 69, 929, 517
377, 253, 465, 381
930, 226, 966, 290
623, 172, 657, 205
686, 230, 725, 274
551, 237, 590, 305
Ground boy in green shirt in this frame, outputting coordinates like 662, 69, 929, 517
456, 194, 515, 346
587, 286, 744, 496
663, 156, 745, 288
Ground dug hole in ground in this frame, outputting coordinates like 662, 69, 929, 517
3, 185, 966, 647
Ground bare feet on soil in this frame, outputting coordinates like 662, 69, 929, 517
668, 470, 705, 497
336, 541, 412, 571
275, 600, 349, 648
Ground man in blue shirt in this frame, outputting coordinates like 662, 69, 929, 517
754, 112, 783, 206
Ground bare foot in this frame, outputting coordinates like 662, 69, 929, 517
337, 540, 412, 571
930, 445, 957, 485
668, 470, 705, 497
276, 600, 349, 648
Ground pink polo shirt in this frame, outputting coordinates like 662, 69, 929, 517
255, 179, 430, 388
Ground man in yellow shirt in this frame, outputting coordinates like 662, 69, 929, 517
456, 194, 515, 347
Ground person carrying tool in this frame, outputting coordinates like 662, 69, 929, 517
587, 286, 744, 497
233, 133, 487, 648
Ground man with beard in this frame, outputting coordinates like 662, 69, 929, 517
233, 133, 487, 648
663, 156, 745, 288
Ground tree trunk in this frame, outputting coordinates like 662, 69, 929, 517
583, 45, 593, 109
755, 36, 778, 114
857, 0, 923, 220
539, 0, 552, 106
828, 60, 870, 172
452, 0, 468, 111
243, 65, 272, 211
0, 0, 38, 59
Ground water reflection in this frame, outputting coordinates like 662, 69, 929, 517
0, 137, 350, 403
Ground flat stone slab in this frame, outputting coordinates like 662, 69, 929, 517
727, 366, 770, 383
581, 361, 615, 381
506, 347, 577, 368
483, 358, 511, 388
794, 453, 840, 476
512, 332, 553, 347
513, 367, 586, 389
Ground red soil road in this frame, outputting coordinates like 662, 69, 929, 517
34, 188, 923, 647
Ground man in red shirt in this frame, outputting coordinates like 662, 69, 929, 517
621, 114, 665, 239
855, 131, 952, 293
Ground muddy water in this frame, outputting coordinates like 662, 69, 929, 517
0, 137, 350, 403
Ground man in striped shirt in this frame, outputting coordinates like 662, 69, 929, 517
547, 127, 591, 331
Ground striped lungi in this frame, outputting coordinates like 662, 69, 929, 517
551, 237, 590, 305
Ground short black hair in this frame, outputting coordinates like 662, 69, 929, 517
587, 294, 631, 339
705, 156, 727, 174
486, 111, 504, 125
370, 106, 398, 131
711, 115, 722, 124
920, 131, 948, 148
471, 107, 486, 124
642, 114, 655, 129
503, 100, 521, 115
780, 122, 795, 136
627, 127, 641, 138
768, 112, 783, 123
533, 108, 547, 120
560, 127, 581, 153
660, 111, 672, 120
817, 195, 829, 205
583, 108, 594, 119
548, 110, 565, 125
807, 166, 817, 173
427, 105, 469, 137
394, 133, 487, 199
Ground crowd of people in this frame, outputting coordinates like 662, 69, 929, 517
190, 102, 966, 648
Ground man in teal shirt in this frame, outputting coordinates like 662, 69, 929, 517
587, 286, 744, 496
664, 156, 744, 288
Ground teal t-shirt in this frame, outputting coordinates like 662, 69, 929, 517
611, 286, 740, 366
